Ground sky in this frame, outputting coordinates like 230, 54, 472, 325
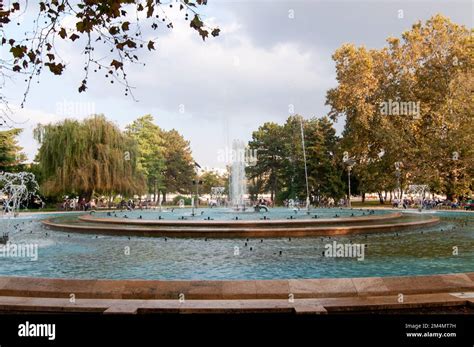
1, 0, 472, 168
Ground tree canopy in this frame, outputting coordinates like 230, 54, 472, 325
326, 14, 473, 200
34, 114, 145, 198
125, 115, 197, 202
161, 129, 195, 200
126, 115, 166, 201
247, 115, 345, 204
0, 128, 26, 171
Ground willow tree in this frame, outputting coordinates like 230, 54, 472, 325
34, 115, 145, 199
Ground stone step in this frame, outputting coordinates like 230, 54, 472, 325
0, 293, 471, 314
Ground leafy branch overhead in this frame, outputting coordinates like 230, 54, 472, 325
0, 0, 220, 106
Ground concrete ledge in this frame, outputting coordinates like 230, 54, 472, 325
0, 294, 471, 315
0, 273, 473, 301
42, 215, 440, 238
78, 212, 403, 227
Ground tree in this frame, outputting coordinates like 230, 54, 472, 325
247, 122, 285, 202
326, 14, 472, 201
305, 117, 345, 202
34, 114, 145, 199
0, 0, 220, 122
126, 115, 166, 202
161, 129, 195, 202
247, 116, 345, 204
0, 128, 26, 171
280, 115, 306, 202
199, 171, 225, 195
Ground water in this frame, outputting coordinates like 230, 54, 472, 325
229, 139, 247, 209
91, 207, 385, 220
0, 172, 40, 215
0, 172, 41, 244
0, 210, 472, 280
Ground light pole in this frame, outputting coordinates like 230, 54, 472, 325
191, 179, 202, 216
192, 162, 203, 216
395, 161, 403, 208
343, 152, 356, 208
299, 117, 310, 211
347, 165, 352, 207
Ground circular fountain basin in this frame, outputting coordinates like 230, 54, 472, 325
41, 208, 439, 237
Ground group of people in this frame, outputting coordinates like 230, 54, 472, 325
61, 198, 96, 211
256, 198, 273, 207
392, 197, 469, 209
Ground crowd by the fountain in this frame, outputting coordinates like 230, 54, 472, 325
392, 197, 472, 210
59, 197, 161, 211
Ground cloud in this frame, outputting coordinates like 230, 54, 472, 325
127, 19, 334, 121
8, 106, 64, 161
3, 1, 471, 168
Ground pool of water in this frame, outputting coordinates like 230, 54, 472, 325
0, 209, 472, 280
92, 207, 388, 220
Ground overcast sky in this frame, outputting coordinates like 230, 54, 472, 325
2, 0, 472, 168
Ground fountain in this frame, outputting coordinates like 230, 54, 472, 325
299, 117, 310, 211
158, 195, 163, 212
229, 140, 247, 210
0, 172, 40, 217
407, 184, 431, 212
37, 141, 440, 239
0, 172, 41, 243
